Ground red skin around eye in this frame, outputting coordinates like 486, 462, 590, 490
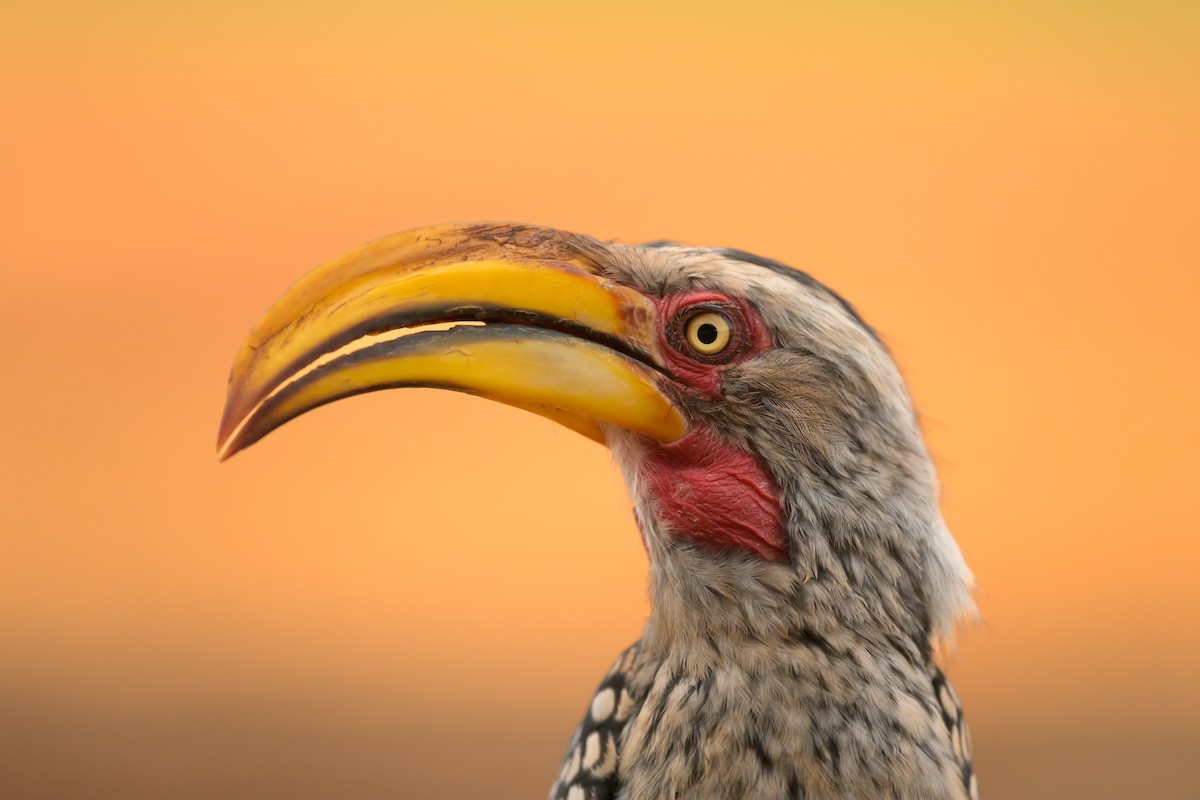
634, 291, 788, 563
653, 291, 774, 399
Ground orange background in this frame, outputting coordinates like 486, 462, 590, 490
2, 2, 1198, 798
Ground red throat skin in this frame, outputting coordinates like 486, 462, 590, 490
636, 426, 788, 563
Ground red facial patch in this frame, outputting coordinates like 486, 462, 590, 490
637, 426, 787, 563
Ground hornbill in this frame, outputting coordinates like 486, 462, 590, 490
218, 223, 978, 800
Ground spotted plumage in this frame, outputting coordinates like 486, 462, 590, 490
551, 644, 643, 800
930, 663, 978, 800
553, 640, 976, 800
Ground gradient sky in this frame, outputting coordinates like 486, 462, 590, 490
2, 2, 1198, 798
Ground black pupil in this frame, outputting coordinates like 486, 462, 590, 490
696, 322, 719, 345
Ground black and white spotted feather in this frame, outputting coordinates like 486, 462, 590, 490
550, 643, 644, 800
930, 663, 979, 800
550, 641, 977, 800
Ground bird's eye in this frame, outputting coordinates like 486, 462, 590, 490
683, 311, 733, 356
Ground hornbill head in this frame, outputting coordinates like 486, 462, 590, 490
219, 222, 973, 649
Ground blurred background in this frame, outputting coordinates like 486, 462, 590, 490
2, 1, 1197, 798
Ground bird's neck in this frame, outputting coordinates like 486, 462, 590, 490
615, 430, 965, 659
613, 425, 970, 666
621, 610, 965, 800
626, 550, 964, 800
641, 543, 932, 671
637, 484, 940, 664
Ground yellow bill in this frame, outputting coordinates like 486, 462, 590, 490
217, 222, 687, 459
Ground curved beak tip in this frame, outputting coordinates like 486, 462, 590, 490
215, 420, 240, 461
